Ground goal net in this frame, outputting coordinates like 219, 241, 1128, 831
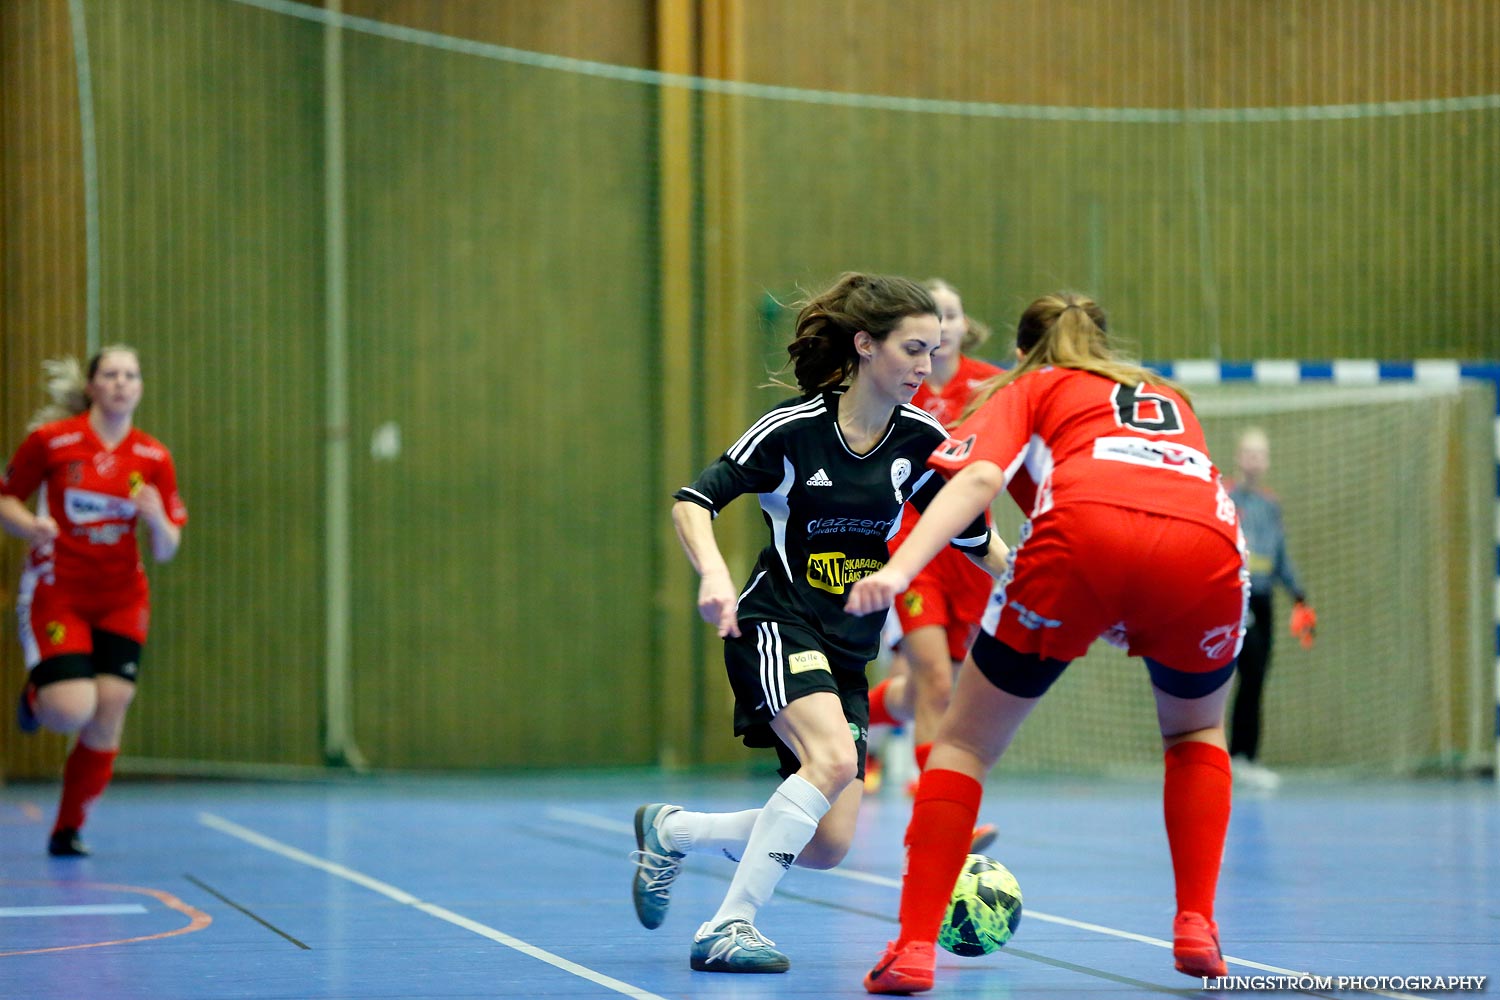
987, 373, 1494, 778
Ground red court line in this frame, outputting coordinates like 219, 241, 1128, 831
0, 880, 212, 957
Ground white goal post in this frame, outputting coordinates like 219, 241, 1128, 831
1157, 359, 1499, 778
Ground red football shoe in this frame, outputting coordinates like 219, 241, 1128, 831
864, 939, 935, 995
969, 823, 998, 853
1173, 911, 1227, 978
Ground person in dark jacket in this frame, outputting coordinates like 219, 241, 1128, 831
1226, 427, 1316, 792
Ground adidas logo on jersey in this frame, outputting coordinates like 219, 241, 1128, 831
805, 468, 833, 487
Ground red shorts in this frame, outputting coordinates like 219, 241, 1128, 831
895, 545, 992, 662
983, 503, 1246, 672
17, 563, 151, 670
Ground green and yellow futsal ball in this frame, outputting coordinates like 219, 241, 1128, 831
938, 854, 1023, 956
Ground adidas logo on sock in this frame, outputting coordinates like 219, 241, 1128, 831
805, 468, 833, 486
769, 851, 795, 870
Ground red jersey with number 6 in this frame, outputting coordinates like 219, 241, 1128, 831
1, 413, 188, 595
930, 366, 1237, 543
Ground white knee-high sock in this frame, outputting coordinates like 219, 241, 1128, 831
660, 808, 760, 861
709, 774, 830, 928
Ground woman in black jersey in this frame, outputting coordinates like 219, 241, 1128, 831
629, 272, 1007, 974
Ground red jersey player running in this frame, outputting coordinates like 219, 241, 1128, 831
846, 293, 1246, 993
869, 279, 1001, 851
1, 346, 187, 856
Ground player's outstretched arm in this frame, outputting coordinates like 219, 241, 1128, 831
966, 527, 1011, 579
843, 566, 911, 617
846, 461, 1005, 616
892, 461, 1004, 578
671, 500, 741, 638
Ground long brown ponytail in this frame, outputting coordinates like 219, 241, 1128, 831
964, 293, 1189, 419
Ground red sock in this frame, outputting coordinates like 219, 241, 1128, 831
913, 741, 932, 772
896, 768, 982, 947
1163, 741, 1231, 919
869, 678, 896, 727
54, 742, 118, 833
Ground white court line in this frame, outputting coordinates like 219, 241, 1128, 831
551, 807, 1433, 1000
0, 904, 147, 918
198, 813, 669, 1000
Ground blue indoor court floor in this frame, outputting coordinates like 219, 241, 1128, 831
1, 769, 1495, 1000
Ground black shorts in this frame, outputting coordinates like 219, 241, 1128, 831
29, 630, 144, 689
724, 619, 870, 780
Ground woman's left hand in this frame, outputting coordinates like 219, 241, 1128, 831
133, 483, 167, 526
844, 567, 911, 617
697, 569, 742, 638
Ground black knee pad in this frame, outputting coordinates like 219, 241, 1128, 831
1146, 657, 1236, 699
91, 630, 143, 683
29, 653, 95, 689
970, 631, 1068, 698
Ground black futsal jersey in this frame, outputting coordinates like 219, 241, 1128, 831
675, 390, 991, 667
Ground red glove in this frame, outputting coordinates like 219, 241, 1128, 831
1289, 600, 1317, 649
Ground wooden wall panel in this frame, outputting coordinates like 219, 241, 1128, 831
654, 0, 713, 767
733, 0, 1495, 105
336, 23, 661, 769
724, 0, 1499, 359
0, 0, 88, 781
79, 0, 329, 769
1, 0, 330, 777
343, 0, 654, 66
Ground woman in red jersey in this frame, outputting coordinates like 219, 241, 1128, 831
1, 346, 187, 856
846, 293, 1246, 993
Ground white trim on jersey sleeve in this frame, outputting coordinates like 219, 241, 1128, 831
676, 485, 718, 516
1019, 434, 1054, 516
898, 404, 950, 436
760, 456, 797, 581
729, 397, 825, 465
1001, 443, 1030, 485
